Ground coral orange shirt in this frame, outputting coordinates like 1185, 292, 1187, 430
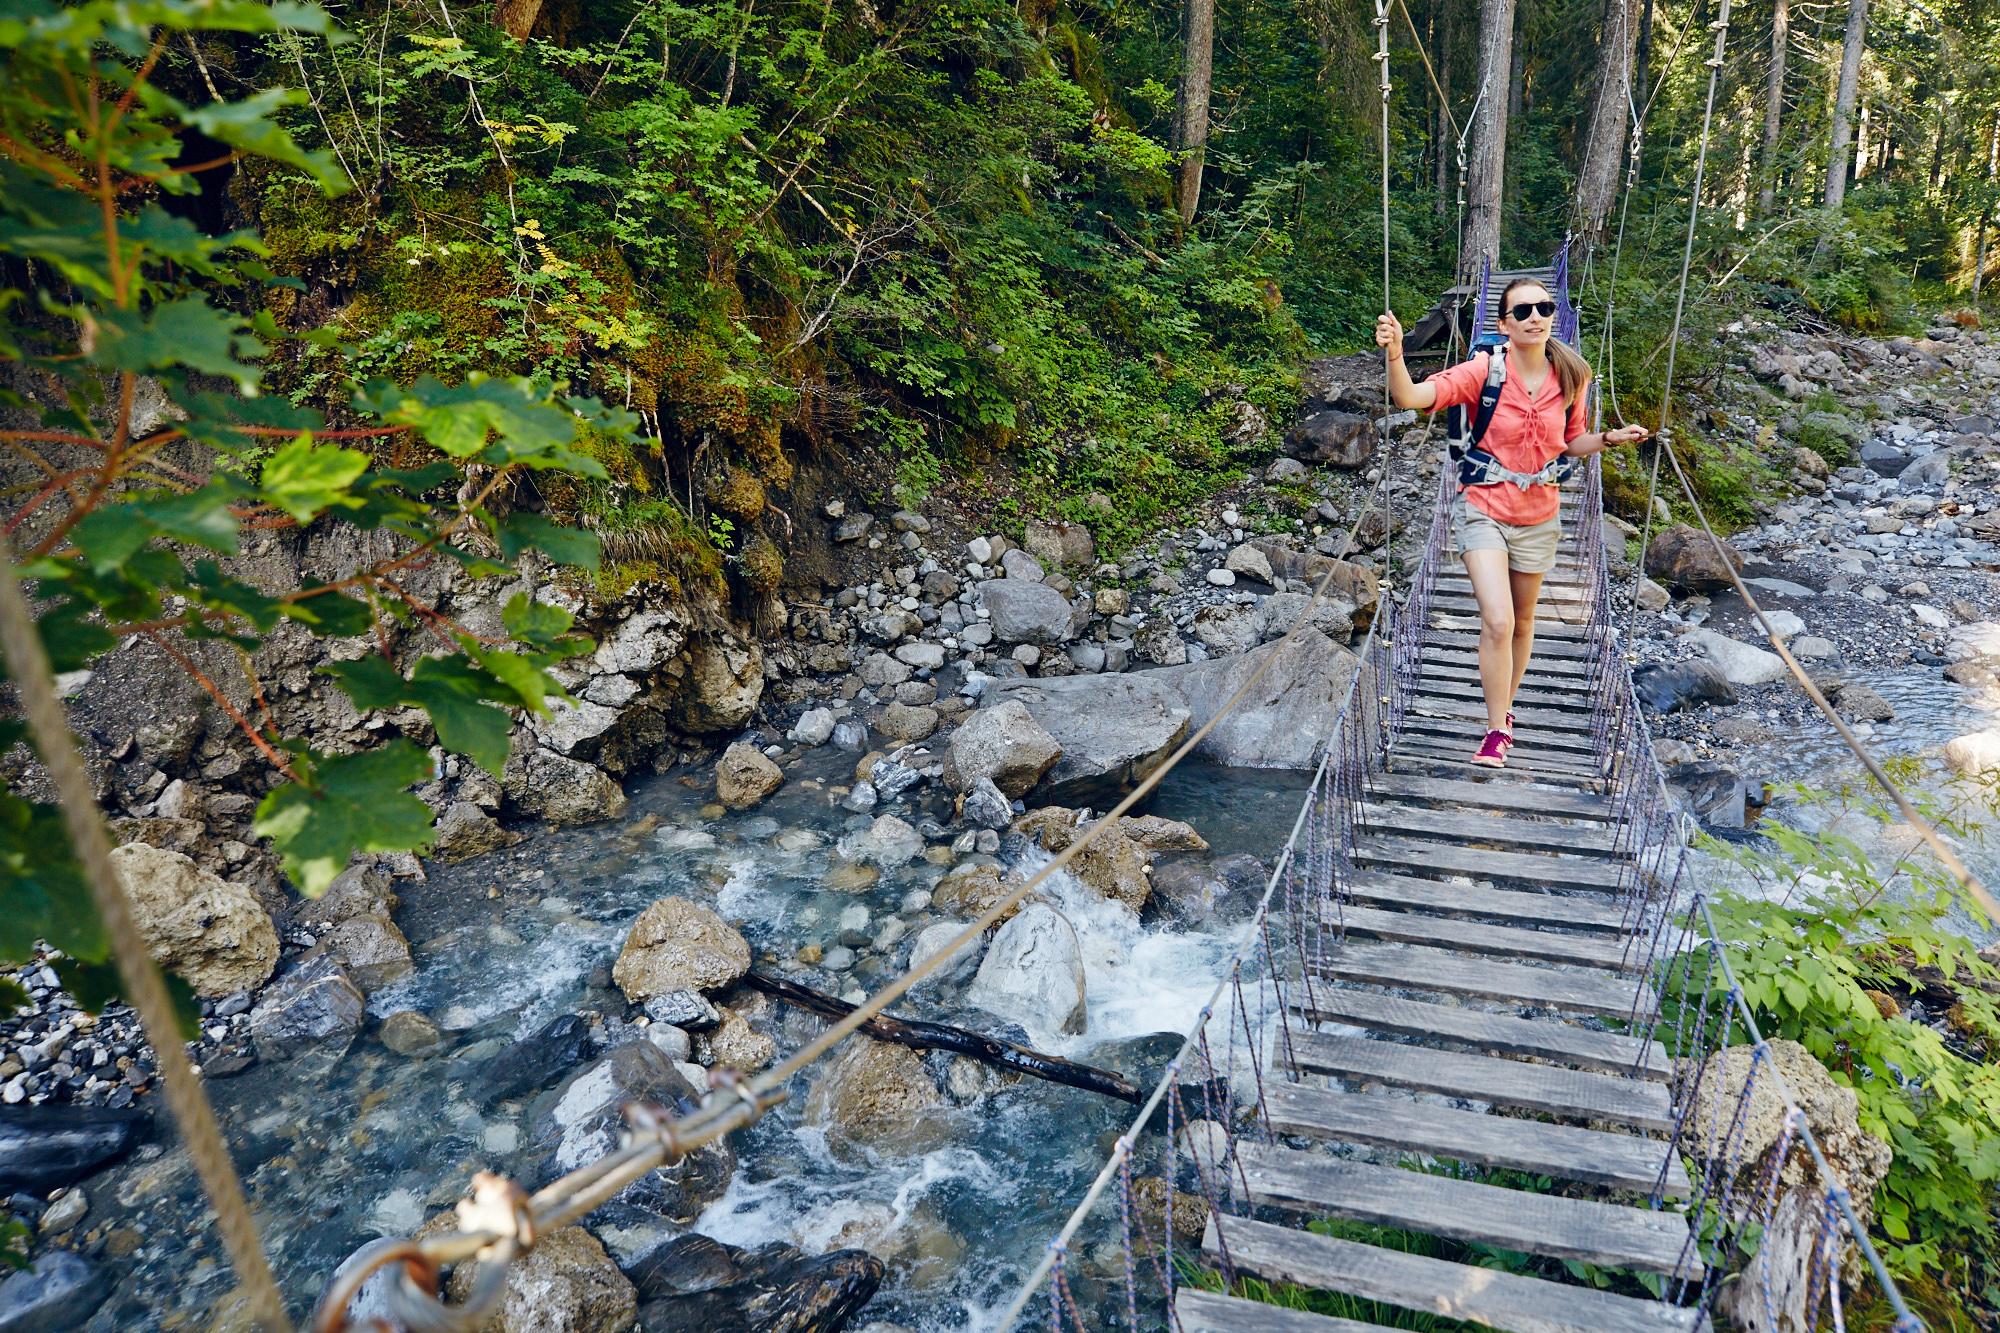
1425, 351, 1590, 526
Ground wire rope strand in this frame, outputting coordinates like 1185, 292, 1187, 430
0, 537, 291, 1331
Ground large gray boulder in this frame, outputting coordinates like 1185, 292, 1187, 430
110, 843, 278, 998
1255, 592, 1355, 645
964, 902, 1087, 1038
975, 579, 1082, 644
1683, 629, 1787, 687
944, 700, 1062, 798
1248, 541, 1380, 612
1689, 1040, 1891, 1333
986, 673, 1190, 798
504, 745, 627, 826
1151, 628, 1359, 768
295, 865, 412, 994
803, 1037, 947, 1151
612, 897, 751, 1001
1284, 409, 1374, 468
1644, 523, 1743, 592
442, 1225, 637, 1333
247, 956, 365, 1064
1022, 519, 1096, 571
533, 1043, 732, 1222
714, 742, 784, 810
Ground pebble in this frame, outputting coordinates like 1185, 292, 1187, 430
38, 1188, 86, 1234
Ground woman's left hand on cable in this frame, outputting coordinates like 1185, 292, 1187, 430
1605, 424, 1649, 446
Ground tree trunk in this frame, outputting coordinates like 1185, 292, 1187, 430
1822, 0, 1869, 209
1975, 112, 2000, 301
1463, 0, 1518, 279
494, 0, 542, 40
1757, 0, 1788, 215
1174, 0, 1217, 228
741, 971, 1142, 1104
1634, 0, 1656, 112
1436, 0, 1457, 216
1574, 0, 1640, 246
1927, 106, 1946, 193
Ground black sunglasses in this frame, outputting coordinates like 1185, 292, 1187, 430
1507, 300, 1557, 321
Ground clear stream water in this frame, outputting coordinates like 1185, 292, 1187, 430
73, 674, 1993, 1328
77, 758, 1312, 1330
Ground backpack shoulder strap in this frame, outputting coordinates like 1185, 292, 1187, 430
1468, 347, 1506, 448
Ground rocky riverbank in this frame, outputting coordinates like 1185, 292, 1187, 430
1606, 317, 2000, 842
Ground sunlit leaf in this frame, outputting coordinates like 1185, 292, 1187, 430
252, 742, 435, 897
497, 510, 600, 570
261, 434, 368, 522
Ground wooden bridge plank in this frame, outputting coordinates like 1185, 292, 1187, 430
1351, 835, 1631, 893
1391, 734, 1607, 776
1425, 627, 1595, 658
1358, 804, 1623, 856
1428, 612, 1596, 643
1361, 772, 1618, 821
1386, 742, 1609, 788
1174, 1289, 1397, 1333
1294, 988, 1670, 1079
1331, 903, 1637, 970
1338, 867, 1630, 932
1289, 1030, 1674, 1132
1394, 729, 1608, 772
1412, 675, 1597, 713
1398, 715, 1606, 757
1311, 940, 1651, 1017
1232, 1141, 1698, 1279
1204, 1215, 1704, 1333
1429, 594, 1596, 627
1419, 648, 1595, 680
1405, 696, 1601, 735
1264, 1081, 1690, 1197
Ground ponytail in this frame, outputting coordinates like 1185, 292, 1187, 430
1546, 338, 1592, 409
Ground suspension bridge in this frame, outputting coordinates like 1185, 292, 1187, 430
1141, 253, 1721, 1333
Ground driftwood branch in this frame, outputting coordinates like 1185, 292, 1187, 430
742, 970, 1141, 1104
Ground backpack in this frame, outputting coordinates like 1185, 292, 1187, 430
1444, 342, 1579, 491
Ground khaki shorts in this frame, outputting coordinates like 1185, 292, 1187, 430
1450, 493, 1561, 574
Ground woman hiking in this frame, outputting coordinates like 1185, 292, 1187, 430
1375, 277, 1647, 768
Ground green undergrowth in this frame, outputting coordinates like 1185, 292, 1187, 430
1668, 777, 2000, 1313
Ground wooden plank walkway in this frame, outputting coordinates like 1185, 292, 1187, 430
1192, 525, 1704, 1330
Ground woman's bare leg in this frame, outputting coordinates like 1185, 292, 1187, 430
1462, 548, 1514, 733
1507, 569, 1546, 710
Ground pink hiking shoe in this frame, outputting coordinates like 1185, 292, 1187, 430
1470, 729, 1511, 768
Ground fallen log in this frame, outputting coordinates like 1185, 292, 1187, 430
741, 970, 1141, 1104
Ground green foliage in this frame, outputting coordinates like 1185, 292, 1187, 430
0, 0, 621, 1012
1679, 781, 2000, 1302
0, 1215, 28, 1271
1793, 413, 1860, 469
